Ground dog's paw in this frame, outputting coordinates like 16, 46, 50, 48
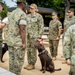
43, 71, 45, 73
40, 69, 43, 71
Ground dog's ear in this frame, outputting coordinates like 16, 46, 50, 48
3, 43, 8, 50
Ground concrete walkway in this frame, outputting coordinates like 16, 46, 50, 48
0, 35, 70, 75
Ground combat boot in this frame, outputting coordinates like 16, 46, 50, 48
52, 57, 57, 61
24, 64, 31, 69
27, 64, 35, 70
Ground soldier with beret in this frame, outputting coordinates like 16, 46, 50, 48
8, 0, 27, 75
0, 0, 27, 75
48, 12, 62, 60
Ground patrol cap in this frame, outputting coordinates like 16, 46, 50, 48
16, 0, 26, 4
52, 12, 57, 16
30, 3, 38, 12
67, 8, 74, 13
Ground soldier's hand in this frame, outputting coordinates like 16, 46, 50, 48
66, 59, 71, 65
56, 36, 60, 40
22, 44, 26, 50
0, 23, 3, 28
37, 38, 43, 44
0, 22, 6, 28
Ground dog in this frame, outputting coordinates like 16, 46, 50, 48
1, 43, 8, 62
34, 40, 61, 73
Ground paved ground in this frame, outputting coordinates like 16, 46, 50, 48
0, 35, 70, 75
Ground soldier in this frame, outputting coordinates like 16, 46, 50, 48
62, 8, 75, 64
0, 0, 27, 75
63, 24, 75, 75
24, 3, 44, 70
48, 12, 62, 60
0, 2, 4, 61
64, 8, 75, 32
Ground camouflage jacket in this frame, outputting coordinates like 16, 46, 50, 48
48, 19, 62, 40
63, 24, 75, 65
8, 8, 27, 46
27, 12, 44, 38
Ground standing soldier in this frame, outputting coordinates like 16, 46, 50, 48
64, 8, 75, 32
62, 8, 75, 64
8, 0, 27, 75
62, 12, 69, 63
24, 3, 44, 70
48, 12, 62, 60
63, 24, 75, 75
0, 0, 27, 75
0, 2, 4, 62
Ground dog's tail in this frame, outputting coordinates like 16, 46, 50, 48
54, 68, 61, 71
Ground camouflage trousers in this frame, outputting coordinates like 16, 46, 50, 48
69, 65, 75, 75
49, 40, 59, 57
8, 46, 25, 75
27, 37, 37, 65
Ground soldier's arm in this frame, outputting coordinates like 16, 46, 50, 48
20, 25, 26, 49
49, 21, 51, 34
38, 15, 44, 38
57, 21, 62, 38
0, 22, 6, 28
63, 27, 71, 60
19, 13, 27, 50
63, 18, 67, 33
0, 17, 9, 28
58, 28, 62, 38
64, 25, 66, 32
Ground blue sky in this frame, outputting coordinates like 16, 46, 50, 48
3, 0, 17, 7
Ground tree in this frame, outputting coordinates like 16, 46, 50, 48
0, 0, 8, 19
27, 0, 64, 11
64, 0, 70, 18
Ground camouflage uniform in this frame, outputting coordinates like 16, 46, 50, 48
48, 19, 62, 57
8, 7, 27, 75
27, 12, 44, 65
63, 24, 75, 75
63, 16, 75, 56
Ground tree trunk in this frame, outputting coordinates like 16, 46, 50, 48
64, 0, 70, 18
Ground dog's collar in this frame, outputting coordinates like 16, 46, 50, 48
39, 50, 46, 55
